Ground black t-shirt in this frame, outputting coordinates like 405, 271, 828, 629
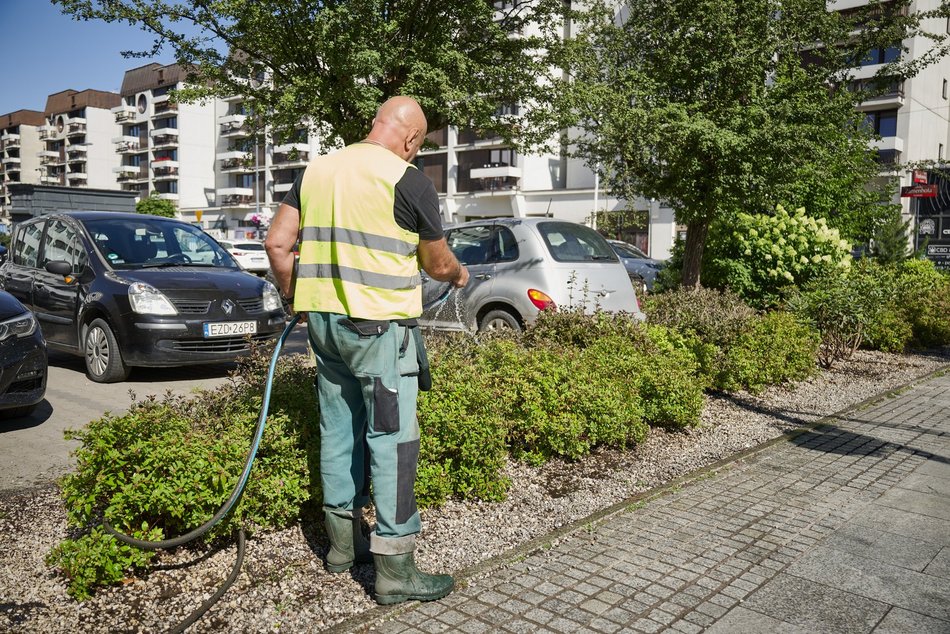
282, 165, 444, 241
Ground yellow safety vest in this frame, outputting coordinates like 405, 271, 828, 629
295, 143, 422, 319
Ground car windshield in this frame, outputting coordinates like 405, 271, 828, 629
537, 222, 617, 262
611, 242, 648, 259
82, 217, 239, 270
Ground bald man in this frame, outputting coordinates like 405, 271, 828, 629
265, 96, 466, 605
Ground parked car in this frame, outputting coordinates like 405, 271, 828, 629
0, 284, 47, 418
0, 212, 286, 383
218, 239, 270, 275
607, 240, 666, 293
420, 218, 643, 333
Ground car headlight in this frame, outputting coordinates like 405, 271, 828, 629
128, 282, 178, 315
0, 311, 37, 342
262, 281, 282, 312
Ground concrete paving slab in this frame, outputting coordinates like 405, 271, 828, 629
739, 573, 889, 634
821, 522, 943, 572
704, 606, 819, 634
850, 505, 950, 547
872, 607, 950, 634
874, 487, 950, 521
787, 545, 950, 621
923, 546, 950, 579
894, 470, 950, 497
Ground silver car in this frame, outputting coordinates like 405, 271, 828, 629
420, 218, 643, 332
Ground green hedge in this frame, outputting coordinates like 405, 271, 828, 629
49, 303, 819, 599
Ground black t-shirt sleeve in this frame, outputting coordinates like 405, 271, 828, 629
281, 173, 304, 209
393, 168, 445, 240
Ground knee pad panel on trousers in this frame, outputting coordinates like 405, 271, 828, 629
396, 439, 419, 524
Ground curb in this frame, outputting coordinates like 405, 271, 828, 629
326, 361, 950, 633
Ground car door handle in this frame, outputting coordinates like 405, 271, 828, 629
474, 273, 492, 280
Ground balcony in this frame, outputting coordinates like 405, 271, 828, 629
38, 150, 60, 164
157, 192, 179, 201
273, 181, 295, 193
153, 101, 178, 117
152, 134, 179, 149
469, 163, 522, 180
218, 151, 253, 172
66, 118, 87, 137
38, 125, 54, 140
2, 157, 21, 169
114, 136, 144, 153
273, 146, 309, 166
67, 146, 88, 162
219, 114, 248, 137
871, 136, 904, 153
152, 159, 180, 179
217, 187, 254, 207
1, 133, 20, 148
112, 104, 137, 123
41, 175, 63, 185
66, 172, 88, 185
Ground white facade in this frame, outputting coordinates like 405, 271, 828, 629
0, 111, 45, 216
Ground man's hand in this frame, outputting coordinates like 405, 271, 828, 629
418, 238, 468, 288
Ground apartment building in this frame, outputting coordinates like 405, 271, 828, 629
0, 110, 46, 218
111, 63, 217, 209
37, 89, 121, 190
828, 0, 950, 267
186, 95, 319, 240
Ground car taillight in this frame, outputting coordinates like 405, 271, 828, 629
527, 289, 556, 311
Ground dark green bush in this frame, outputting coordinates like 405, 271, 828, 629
644, 287, 756, 349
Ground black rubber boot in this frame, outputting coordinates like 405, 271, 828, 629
372, 551, 454, 605
324, 508, 372, 573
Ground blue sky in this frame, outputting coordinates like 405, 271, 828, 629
0, 0, 180, 115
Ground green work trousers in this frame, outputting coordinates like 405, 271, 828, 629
307, 311, 422, 540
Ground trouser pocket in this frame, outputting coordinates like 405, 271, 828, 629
373, 377, 399, 433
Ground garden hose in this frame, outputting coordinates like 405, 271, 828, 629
101, 287, 452, 631
103, 313, 301, 633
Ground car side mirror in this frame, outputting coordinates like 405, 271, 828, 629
45, 260, 73, 277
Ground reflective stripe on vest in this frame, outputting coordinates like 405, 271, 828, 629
295, 143, 422, 320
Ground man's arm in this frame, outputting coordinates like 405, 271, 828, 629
264, 203, 301, 299
418, 238, 469, 288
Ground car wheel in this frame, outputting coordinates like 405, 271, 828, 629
84, 318, 130, 383
479, 309, 522, 333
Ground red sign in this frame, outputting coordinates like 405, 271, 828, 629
901, 183, 938, 198
913, 169, 929, 184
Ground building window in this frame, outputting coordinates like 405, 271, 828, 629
941, 144, 945, 160
944, 79, 948, 100
856, 44, 900, 66
865, 109, 898, 137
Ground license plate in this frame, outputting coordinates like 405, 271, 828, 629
203, 321, 257, 338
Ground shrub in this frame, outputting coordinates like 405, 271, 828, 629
644, 287, 755, 348
717, 312, 819, 393
890, 259, 950, 348
47, 349, 317, 599
702, 205, 852, 307
789, 268, 886, 368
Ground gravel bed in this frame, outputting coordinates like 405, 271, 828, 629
1, 348, 947, 633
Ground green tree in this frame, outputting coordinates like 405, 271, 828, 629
54, 0, 568, 146
136, 192, 177, 218
558, 0, 949, 287
870, 211, 914, 264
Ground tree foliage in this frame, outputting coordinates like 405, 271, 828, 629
54, 0, 568, 147
135, 192, 177, 218
558, 0, 949, 286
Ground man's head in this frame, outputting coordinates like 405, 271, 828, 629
365, 96, 428, 162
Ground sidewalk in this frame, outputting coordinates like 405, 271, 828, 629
355, 369, 950, 633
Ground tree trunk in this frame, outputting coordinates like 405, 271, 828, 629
680, 218, 711, 289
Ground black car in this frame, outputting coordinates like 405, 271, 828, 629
0, 212, 286, 383
0, 288, 47, 417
